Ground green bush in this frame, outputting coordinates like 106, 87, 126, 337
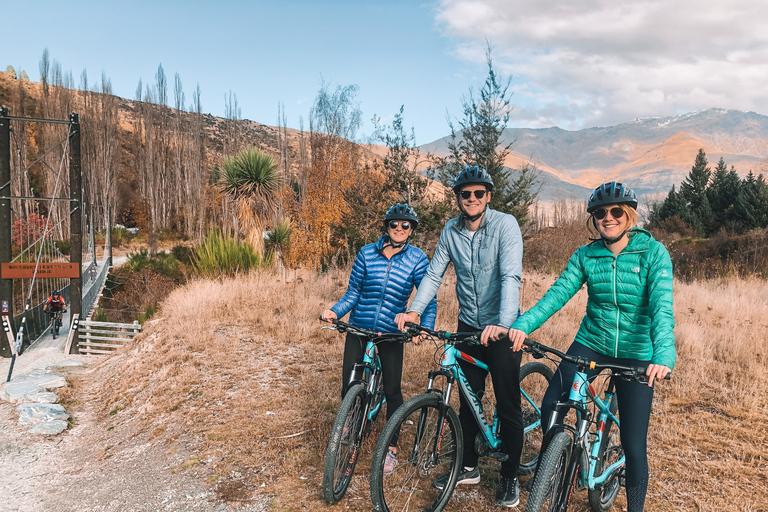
126, 248, 182, 280
171, 245, 197, 266
194, 230, 262, 277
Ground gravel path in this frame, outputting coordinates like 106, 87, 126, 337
0, 339, 268, 512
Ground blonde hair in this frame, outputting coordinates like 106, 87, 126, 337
586, 203, 638, 238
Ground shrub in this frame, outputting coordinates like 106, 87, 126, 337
194, 231, 262, 277
126, 248, 183, 281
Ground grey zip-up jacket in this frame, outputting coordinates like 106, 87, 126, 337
409, 208, 523, 329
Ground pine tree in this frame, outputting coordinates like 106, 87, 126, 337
679, 149, 714, 235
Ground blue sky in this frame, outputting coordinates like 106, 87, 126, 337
4, 1, 768, 145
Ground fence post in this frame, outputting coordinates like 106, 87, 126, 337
107, 205, 113, 267
68, 112, 82, 354
0, 107, 12, 359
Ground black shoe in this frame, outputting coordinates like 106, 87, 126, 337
496, 476, 520, 508
433, 466, 480, 490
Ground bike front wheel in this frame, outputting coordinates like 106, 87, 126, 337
525, 431, 574, 512
588, 396, 622, 512
370, 393, 462, 512
322, 384, 368, 504
519, 361, 554, 475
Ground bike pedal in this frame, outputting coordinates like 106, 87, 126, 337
487, 451, 509, 462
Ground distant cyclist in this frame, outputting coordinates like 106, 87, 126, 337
44, 290, 67, 324
321, 203, 437, 476
509, 181, 675, 512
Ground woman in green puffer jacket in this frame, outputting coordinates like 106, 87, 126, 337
509, 181, 674, 512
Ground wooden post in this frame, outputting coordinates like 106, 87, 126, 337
0, 107, 12, 359
90, 204, 96, 264
106, 205, 113, 267
68, 112, 82, 354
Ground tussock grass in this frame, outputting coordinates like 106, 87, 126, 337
74, 269, 768, 511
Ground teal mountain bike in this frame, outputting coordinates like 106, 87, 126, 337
369, 323, 553, 512
321, 318, 414, 504
522, 338, 670, 512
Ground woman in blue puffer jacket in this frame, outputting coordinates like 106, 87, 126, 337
509, 182, 675, 512
321, 203, 437, 473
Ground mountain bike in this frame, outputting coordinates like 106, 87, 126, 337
47, 309, 64, 338
321, 318, 415, 504
369, 323, 553, 512
522, 338, 670, 512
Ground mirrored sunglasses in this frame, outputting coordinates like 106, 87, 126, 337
459, 190, 487, 200
593, 207, 625, 220
388, 221, 412, 230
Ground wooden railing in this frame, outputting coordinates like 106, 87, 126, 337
77, 319, 142, 355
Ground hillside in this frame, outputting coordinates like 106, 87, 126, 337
3, 266, 765, 511
421, 109, 768, 199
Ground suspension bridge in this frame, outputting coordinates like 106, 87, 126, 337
0, 106, 114, 363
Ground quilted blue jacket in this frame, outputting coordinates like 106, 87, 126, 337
331, 236, 437, 332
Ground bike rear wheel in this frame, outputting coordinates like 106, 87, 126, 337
370, 393, 462, 512
588, 396, 622, 512
525, 431, 574, 512
323, 384, 368, 503
519, 361, 554, 475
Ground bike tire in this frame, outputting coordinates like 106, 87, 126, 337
370, 393, 462, 512
525, 431, 574, 512
322, 384, 368, 504
519, 361, 554, 475
588, 395, 622, 512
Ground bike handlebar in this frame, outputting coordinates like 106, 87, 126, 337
319, 317, 415, 343
404, 322, 482, 344
522, 338, 671, 382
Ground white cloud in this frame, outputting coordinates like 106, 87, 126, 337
436, 0, 768, 128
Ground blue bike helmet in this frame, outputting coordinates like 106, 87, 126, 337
453, 166, 494, 192
587, 181, 638, 213
384, 203, 419, 229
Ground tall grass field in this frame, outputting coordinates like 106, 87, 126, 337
72, 267, 767, 511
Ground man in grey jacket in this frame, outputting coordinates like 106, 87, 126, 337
395, 166, 524, 508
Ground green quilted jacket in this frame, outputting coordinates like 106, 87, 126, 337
512, 228, 676, 369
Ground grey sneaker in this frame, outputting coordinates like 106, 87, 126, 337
496, 476, 520, 507
383, 448, 398, 475
433, 466, 481, 490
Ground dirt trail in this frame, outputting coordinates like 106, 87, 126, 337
0, 346, 269, 512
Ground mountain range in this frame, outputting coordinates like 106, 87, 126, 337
419, 108, 768, 203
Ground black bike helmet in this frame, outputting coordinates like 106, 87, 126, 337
52, 290, 60, 296
383, 203, 419, 229
453, 166, 494, 192
587, 181, 638, 213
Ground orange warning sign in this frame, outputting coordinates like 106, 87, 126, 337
1, 262, 80, 279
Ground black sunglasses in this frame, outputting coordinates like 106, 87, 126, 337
459, 190, 487, 200
592, 207, 625, 220
388, 221, 412, 230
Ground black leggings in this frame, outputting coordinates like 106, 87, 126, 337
341, 332, 404, 441
456, 320, 523, 479
540, 342, 654, 512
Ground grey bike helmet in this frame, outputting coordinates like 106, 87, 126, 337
453, 166, 494, 192
384, 203, 419, 229
587, 181, 638, 213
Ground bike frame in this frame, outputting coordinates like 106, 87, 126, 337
545, 369, 624, 491
426, 341, 544, 456
347, 340, 385, 423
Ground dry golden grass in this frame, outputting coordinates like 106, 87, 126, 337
71, 268, 768, 511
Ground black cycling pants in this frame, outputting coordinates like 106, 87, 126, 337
540, 341, 654, 512
456, 319, 523, 478
341, 331, 404, 425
